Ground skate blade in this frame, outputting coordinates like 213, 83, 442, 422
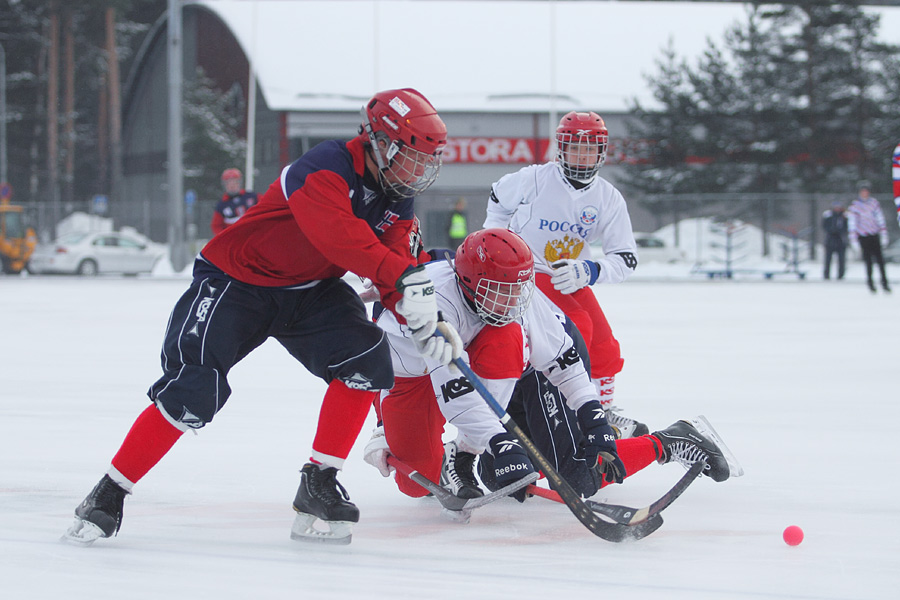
60, 518, 106, 546
290, 512, 353, 545
690, 415, 745, 478
440, 507, 472, 524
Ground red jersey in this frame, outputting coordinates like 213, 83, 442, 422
200, 136, 416, 312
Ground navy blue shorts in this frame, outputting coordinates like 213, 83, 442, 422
148, 264, 392, 429
508, 318, 600, 496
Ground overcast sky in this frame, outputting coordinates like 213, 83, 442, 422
196, 1, 900, 113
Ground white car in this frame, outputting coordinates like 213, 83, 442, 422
590, 232, 686, 264
28, 231, 166, 276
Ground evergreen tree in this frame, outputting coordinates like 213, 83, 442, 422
0, 1, 165, 206
182, 68, 247, 199
623, 2, 900, 200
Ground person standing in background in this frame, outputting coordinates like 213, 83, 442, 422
848, 181, 890, 293
822, 201, 848, 280
210, 168, 258, 235
448, 197, 469, 248
893, 143, 900, 227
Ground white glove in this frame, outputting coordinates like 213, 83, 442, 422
358, 278, 381, 303
416, 321, 464, 366
395, 266, 438, 342
550, 259, 599, 294
363, 425, 394, 477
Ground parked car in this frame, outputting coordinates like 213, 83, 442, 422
884, 238, 900, 263
590, 232, 686, 264
27, 231, 166, 276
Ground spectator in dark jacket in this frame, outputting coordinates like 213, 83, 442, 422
822, 201, 848, 280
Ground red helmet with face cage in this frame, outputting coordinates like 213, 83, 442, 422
556, 111, 608, 183
361, 88, 447, 201
454, 229, 535, 326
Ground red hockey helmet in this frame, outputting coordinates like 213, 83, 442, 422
361, 88, 447, 200
454, 229, 535, 326
556, 111, 608, 183
221, 168, 242, 182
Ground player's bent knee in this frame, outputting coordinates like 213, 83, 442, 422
150, 364, 231, 429
397, 475, 432, 498
332, 335, 394, 391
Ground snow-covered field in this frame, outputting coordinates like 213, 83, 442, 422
1, 271, 898, 599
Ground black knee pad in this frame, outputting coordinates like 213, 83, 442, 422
148, 364, 231, 429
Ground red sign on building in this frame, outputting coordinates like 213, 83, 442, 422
443, 137, 644, 165
442, 138, 552, 164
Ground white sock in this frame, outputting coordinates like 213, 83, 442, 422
594, 376, 615, 409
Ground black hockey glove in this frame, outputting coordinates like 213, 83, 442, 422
488, 432, 536, 502
576, 401, 626, 485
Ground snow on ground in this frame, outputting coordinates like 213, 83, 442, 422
1, 269, 898, 599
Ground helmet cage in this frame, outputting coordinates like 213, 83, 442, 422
371, 130, 442, 200
455, 228, 535, 326
556, 131, 607, 182
221, 168, 243, 194
555, 111, 608, 183
360, 90, 445, 201
465, 275, 535, 326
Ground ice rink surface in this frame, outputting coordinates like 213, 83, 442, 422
1, 271, 898, 599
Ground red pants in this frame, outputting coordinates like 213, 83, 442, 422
379, 376, 446, 498
536, 274, 623, 378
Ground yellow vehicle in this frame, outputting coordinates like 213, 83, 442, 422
0, 198, 38, 275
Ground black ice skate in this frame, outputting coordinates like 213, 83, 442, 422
291, 463, 359, 545
605, 405, 650, 439
62, 475, 129, 546
440, 441, 484, 499
651, 416, 744, 482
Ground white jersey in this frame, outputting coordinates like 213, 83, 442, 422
376, 260, 599, 452
484, 162, 638, 282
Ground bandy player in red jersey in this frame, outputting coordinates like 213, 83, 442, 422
210, 167, 258, 235
483, 112, 646, 439
63, 89, 463, 546
363, 229, 739, 506
893, 142, 900, 227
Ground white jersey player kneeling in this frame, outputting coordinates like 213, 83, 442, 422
364, 229, 742, 508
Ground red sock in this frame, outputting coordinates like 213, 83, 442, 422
310, 380, 378, 469
599, 436, 660, 489
111, 404, 184, 485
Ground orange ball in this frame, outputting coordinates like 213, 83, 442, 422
783, 525, 804, 546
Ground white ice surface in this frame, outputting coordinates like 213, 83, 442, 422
1, 272, 898, 599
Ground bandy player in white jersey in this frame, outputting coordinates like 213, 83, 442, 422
484, 111, 645, 437
364, 229, 625, 500
363, 229, 738, 505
